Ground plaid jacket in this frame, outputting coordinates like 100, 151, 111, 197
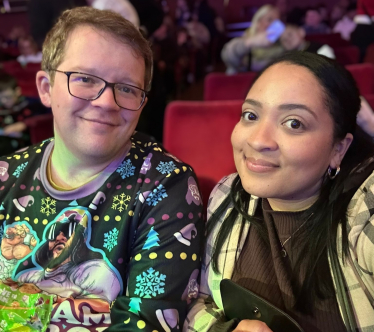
184, 173, 374, 332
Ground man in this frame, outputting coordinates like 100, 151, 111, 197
0, 7, 203, 331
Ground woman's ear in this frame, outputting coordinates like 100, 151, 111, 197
330, 133, 353, 169
36, 71, 52, 108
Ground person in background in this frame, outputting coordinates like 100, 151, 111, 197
185, 51, 374, 332
0, 72, 50, 155
0, 7, 203, 331
28, 0, 87, 48
351, 0, 374, 61
221, 4, 284, 74
16, 36, 42, 66
333, 3, 357, 40
303, 8, 331, 34
86, 0, 139, 27
280, 24, 335, 59
329, 4, 347, 28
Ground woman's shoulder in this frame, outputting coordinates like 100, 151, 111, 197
207, 173, 238, 218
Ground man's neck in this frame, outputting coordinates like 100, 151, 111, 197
50, 139, 130, 190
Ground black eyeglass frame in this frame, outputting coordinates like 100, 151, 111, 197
49, 69, 148, 111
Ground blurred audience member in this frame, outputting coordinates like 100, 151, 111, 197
351, 0, 374, 61
86, 0, 139, 27
186, 13, 211, 49
317, 3, 329, 25
28, 0, 87, 48
280, 24, 335, 58
0, 72, 50, 155
128, 0, 164, 37
303, 8, 331, 34
6, 26, 26, 48
330, 4, 347, 27
333, 3, 357, 40
175, 0, 192, 27
221, 5, 284, 74
276, 0, 288, 22
16, 36, 42, 66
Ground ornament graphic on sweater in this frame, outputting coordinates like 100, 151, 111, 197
103, 227, 119, 252
13, 195, 34, 212
89, 191, 106, 210
128, 297, 142, 315
112, 193, 131, 212
186, 176, 202, 205
181, 269, 199, 304
142, 227, 160, 250
40, 197, 56, 216
156, 161, 176, 175
156, 308, 179, 332
140, 153, 153, 174
116, 159, 136, 179
174, 223, 197, 246
12, 162, 28, 178
0, 161, 9, 182
135, 267, 166, 298
146, 185, 168, 206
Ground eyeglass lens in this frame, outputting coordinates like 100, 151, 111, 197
68, 73, 145, 110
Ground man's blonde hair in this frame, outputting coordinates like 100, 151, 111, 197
42, 7, 153, 91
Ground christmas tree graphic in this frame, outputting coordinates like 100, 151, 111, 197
129, 297, 142, 315
142, 227, 160, 250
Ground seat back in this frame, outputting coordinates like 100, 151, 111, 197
334, 46, 360, 65
204, 72, 257, 101
305, 33, 350, 48
346, 63, 374, 95
163, 100, 242, 203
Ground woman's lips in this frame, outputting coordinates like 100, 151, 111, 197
245, 157, 279, 173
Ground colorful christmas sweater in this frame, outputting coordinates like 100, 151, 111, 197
0, 131, 204, 332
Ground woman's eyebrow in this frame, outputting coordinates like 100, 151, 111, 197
244, 99, 262, 108
278, 103, 317, 119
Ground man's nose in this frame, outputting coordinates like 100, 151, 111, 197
91, 85, 120, 111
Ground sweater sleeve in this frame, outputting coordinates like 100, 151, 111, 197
221, 37, 250, 75
109, 167, 204, 331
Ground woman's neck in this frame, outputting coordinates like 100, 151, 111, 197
267, 194, 318, 212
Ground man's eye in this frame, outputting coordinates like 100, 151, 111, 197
284, 119, 304, 130
242, 112, 257, 121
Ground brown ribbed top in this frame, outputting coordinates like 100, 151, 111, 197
231, 199, 346, 332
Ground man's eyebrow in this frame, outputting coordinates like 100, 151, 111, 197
244, 99, 262, 108
278, 103, 317, 119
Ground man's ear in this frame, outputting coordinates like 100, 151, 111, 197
36, 70, 52, 108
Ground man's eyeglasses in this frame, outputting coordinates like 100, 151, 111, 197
49, 69, 147, 111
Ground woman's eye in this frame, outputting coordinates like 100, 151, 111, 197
284, 119, 303, 130
242, 112, 257, 121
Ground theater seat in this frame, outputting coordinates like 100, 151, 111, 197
2, 61, 41, 98
204, 72, 257, 101
305, 33, 350, 48
346, 63, 374, 95
23, 113, 54, 144
334, 46, 360, 65
364, 43, 374, 65
163, 100, 242, 205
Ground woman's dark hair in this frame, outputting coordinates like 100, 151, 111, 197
208, 51, 374, 314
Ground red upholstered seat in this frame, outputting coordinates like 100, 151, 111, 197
364, 43, 374, 65
305, 33, 350, 48
204, 72, 257, 101
2, 61, 41, 98
334, 46, 360, 65
163, 100, 242, 205
23, 113, 54, 144
346, 63, 374, 95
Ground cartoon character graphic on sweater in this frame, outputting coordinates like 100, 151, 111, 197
13, 208, 122, 303
0, 223, 38, 279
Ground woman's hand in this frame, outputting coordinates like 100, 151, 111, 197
233, 319, 273, 332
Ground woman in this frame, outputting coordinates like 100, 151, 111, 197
185, 52, 374, 332
221, 4, 284, 74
